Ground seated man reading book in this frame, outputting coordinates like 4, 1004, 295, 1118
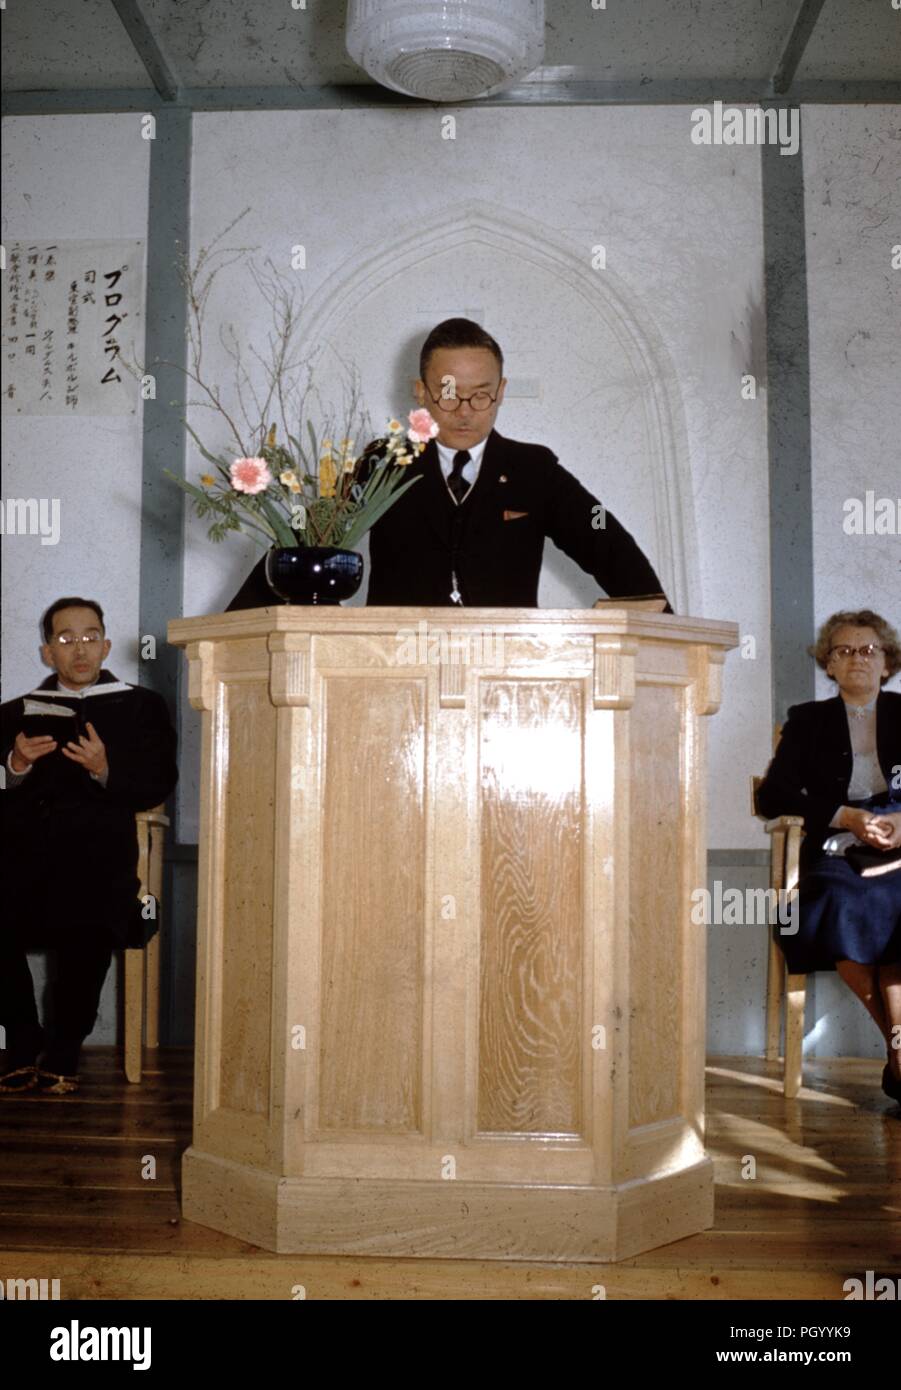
0, 597, 178, 1095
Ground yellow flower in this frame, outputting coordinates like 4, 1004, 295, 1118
319, 454, 338, 498
279, 469, 297, 486
290, 480, 302, 493
200, 473, 215, 487
387, 418, 402, 434
266, 423, 277, 448
321, 437, 333, 450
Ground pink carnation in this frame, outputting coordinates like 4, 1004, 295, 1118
407, 408, 439, 444
230, 457, 272, 494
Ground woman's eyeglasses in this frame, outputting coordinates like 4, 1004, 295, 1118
829, 644, 884, 660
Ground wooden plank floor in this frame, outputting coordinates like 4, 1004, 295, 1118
1, 1048, 899, 1300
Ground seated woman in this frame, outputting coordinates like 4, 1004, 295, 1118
756, 609, 901, 1105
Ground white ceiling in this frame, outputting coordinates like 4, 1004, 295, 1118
2, 0, 899, 98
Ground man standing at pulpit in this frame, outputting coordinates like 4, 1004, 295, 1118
227, 317, 671, 612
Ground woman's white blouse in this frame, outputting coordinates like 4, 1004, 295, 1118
827, 697, 888, 827
844, 697, 888, 800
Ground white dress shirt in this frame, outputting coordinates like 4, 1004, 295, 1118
435, 436, 489, 501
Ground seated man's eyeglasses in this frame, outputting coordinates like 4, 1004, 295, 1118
422, 384, 501, 413
829, 644, 884, 659
52, 630, 104, 646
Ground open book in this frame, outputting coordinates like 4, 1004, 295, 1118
20, 697, 83, 741
593, 595, 669, 613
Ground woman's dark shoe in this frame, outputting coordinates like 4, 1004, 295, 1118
880, 1064, 901, 1104
0, 1066, 38, 1093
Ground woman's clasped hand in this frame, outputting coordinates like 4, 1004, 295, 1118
842, 807, 901, 850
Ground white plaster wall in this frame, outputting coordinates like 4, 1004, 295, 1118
1, 114, 150, 1046
708, 105, 901, 1067
807, 107, 901, 1061
1, 116, 149, 694
182, 106, 772, 847
804, 104, 901, 700
797, 104, 901, 1063
3, 103, 895, 1067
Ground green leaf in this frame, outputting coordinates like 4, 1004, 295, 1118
167, 473, 210, 506
255, 492, 298, 548
184, 422, 232, 476
341, 473, 422, 549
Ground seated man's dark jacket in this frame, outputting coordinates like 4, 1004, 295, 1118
1, 670, 178, 947
756, 690, 901, 873
226, 429, 672, 611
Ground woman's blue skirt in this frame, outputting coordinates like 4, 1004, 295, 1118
775, 796, 901, 974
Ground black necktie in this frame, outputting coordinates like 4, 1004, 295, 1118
447, 450, 471, 504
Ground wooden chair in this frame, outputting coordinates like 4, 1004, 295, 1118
124, 805, 170, 1083
751, 728, 807, 1098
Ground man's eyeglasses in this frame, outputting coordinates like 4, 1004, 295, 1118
52, 630, 104, 647
829, 644, 884, 660
422, 383, 501, 413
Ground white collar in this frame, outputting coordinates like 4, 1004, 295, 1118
843, 693, 879, 718
24, 675, 133, 700
436, 435, 489, 469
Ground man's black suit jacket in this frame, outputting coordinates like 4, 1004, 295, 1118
226, 429, 672, 611
756, 689, 901, 871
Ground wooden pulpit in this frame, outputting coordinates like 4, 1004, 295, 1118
168, 606, 738, 1260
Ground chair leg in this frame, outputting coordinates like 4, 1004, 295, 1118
765, 933, 785, 1061
145, 933, 160, 1050
124, 948, 144, 1084
784, 972, 806, 1098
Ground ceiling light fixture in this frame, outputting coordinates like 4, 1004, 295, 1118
346, 0, 546, 103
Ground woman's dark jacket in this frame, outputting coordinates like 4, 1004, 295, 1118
756, 690, 901, 872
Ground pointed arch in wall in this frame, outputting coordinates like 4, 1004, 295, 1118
299, 201, 699, 612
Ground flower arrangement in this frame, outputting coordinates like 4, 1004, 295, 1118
137, 209, 442, 555
166, 407, 439, 551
